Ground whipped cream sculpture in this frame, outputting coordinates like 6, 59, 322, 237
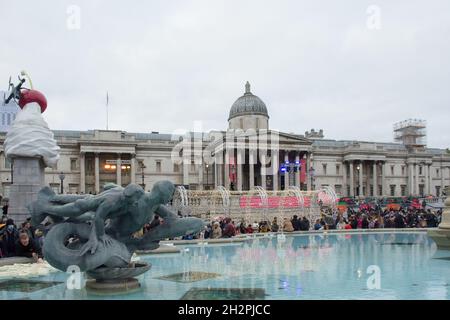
4, 77, 60, 168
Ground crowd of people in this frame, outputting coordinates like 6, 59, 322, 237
313, 206, 442, 230
198, 206, 443, 239
0, 195, 444, 261
201, 215, 312, 239
0, 215, 44, 262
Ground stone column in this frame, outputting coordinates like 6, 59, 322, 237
79, 152, 85, 193
224, 150, 230, 189
249, 150, 255, 190
214, 152, 222, 187
441, 165, 445, 195
94, 153, 100, 194
130, 153, 136, 184
272, 150, 279, 191
237, 149, 243, 191
214, 163, 218, 188
349, 161, 354, 197
343, 161, 347, 196
373, 162, 377, 197
261, 162, 266, 190
415, 164, 420, 196
409, 163, 414, 196
183, 160, 189, 186
116, 153, 122, 187
381, 162, 386, 196
218, 164, 223, 186
284, 152, 290, 188
295, 153, 300, 187
198, 163, 203, 190
366, 162, 370, 197
447, 166, 450, 190
424, 164, 429, 195
8, 157, 45, 224
429, 164, 433, 195
306, 154, 311, 191
358, 161, 363, 197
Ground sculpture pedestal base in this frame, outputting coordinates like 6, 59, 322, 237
86, 278, 140, 294
85, 262, 151, 295
428, 228, 450, 250
8, 157, 45, 225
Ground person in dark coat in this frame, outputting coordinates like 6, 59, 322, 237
21, 220, 35, 240
291, 215, 301, 231
394, 212, 406, 228
301, 217, 310, 231
15, 231, 43, 262
1, 219, 18, 257
361, 215, 369, 229
2, 203, 8, 216
350, 215, 358, 229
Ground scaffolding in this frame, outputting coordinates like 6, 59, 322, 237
393, 119, 427, 148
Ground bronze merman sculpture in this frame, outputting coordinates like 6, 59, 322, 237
28, 181, 205, 287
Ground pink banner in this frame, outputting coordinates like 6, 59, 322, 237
229, 155, 236, 182
300, 159, 306, 183
239, 196, 312, 208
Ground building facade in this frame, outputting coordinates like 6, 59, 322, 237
0, 83, 449, 198
0, 90, 20, 132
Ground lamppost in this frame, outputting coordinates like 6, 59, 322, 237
140, 163, 146, 189
205, 164, 209, 190
59, 172, 65, 194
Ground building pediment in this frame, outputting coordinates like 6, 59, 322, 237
277, 131, 312, 145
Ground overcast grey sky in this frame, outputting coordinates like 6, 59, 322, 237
1, 0, 449, 148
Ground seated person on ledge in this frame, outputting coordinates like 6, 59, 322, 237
15, 231, 43, 263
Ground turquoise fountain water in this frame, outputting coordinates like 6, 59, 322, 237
1, 231, 449, 300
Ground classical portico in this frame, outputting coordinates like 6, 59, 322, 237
212, 133, 312, 191
343, 158, 386, 197
210, 83, 312, 191
79, 136, 136, 193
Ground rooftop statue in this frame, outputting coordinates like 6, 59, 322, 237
28, 181, 205, 280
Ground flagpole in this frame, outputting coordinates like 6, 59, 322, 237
106, 91, 109, 130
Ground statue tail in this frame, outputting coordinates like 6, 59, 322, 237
43, 222, 131, 272
125, 217, 205, 252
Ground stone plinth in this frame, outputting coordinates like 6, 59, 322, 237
8, 156, 45, 225
85, 262, 150, 295
428, 187, 450, 250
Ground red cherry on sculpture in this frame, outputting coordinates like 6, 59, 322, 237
18, 89, 47, 113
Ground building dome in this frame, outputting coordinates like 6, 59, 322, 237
228, 82, 269, 121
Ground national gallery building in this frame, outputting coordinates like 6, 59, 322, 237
0, 83, 449, 199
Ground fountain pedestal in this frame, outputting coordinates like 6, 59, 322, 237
428, 187, 450, 249
85, 262, 151, 294
8, 156, 45, 224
